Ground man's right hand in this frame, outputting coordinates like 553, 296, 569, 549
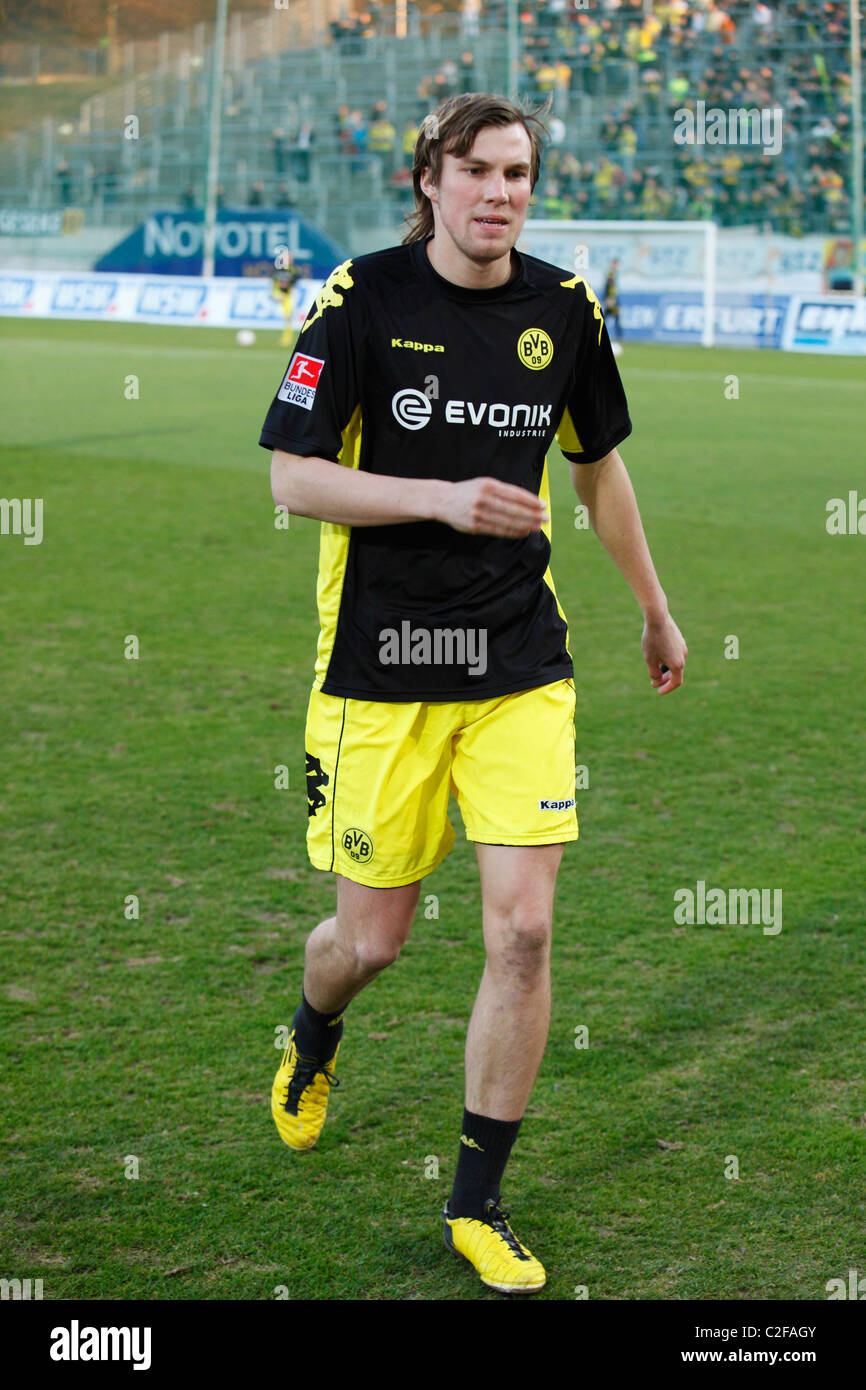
437, 476, 549, 538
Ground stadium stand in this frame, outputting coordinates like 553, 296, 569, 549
0, 0, 860, 245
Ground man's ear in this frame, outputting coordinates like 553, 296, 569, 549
420, 169, 438, 203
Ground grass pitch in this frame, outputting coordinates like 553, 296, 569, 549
1, 317, 864, 1300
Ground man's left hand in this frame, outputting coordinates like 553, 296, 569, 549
642, 612, 688, 694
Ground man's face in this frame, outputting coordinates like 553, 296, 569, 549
421, 123, 534, 266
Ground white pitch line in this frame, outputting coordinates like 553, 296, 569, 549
622, 366, 865, 390
0, 336, 281, 361
3, 336, 863, 389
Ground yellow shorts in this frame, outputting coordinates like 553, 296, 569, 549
304, 678, 578, 888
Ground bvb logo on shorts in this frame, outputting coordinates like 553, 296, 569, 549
518, 328, 554, 370
342, 826, 374, 863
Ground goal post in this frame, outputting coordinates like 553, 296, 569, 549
518, 220, 719, 348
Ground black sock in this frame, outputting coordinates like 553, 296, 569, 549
448, 1108, 522, 1220
292, 991, 345, 1063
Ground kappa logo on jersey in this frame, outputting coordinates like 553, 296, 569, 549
302, 258, 354, 331
538, 798, 576, 811
306, 752, 329, 817
518, 328, 554, 370
278, 352, 325, 411
391, 337, 445, 353
560, 273, 605, 345
392, 388, 433, 431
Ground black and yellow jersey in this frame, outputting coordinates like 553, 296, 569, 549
258, 237, 632, 702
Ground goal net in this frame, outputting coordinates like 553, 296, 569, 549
519, 220, 719, 348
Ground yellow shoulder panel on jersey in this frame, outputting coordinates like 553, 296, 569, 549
302, 259, 355, 332
555, 405, 583, 458
560, 273, 604, 345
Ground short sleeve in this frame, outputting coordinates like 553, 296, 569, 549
555, 278, 632, 465
258, 259, 363, 463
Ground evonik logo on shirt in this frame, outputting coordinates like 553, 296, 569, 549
391, 389, 552, 437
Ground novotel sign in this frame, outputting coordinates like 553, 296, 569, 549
95, 209, 345, 280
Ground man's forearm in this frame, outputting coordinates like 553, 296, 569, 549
572, 450, 668, 619
271, 448, 449, 526
271, 449, 549, 539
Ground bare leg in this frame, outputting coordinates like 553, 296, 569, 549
302, 875, 421, 1013
465, 843, 565, 1120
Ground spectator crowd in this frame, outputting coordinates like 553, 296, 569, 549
46, 0, 860, 237
514, 0, 858, 232
314, 0, 860, 235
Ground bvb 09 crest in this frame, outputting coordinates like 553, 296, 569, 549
518, 328, 554, 370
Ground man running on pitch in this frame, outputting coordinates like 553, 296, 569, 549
259, 92, 687, 1295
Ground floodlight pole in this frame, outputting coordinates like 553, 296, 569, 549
851, 0, 864, 295
202, 0, 229, 280
507, 0, 519, 103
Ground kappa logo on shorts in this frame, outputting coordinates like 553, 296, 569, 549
538, 798, 576, 811
306, 752, 329, 817
342, 827, 374, 863
278, 352, 325, 411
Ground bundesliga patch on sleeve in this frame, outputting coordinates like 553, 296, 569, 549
277, 352, 325, 410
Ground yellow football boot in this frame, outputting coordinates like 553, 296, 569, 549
443, 1198, 546, 1294
271, 1031, 340, 1151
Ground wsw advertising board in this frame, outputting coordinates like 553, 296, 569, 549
94, 209, 344, 280
0, 271, 323, 329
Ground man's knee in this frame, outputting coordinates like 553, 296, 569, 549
335, 875, 420, 978
352, 934, 406, 975
486, 909, 552, 981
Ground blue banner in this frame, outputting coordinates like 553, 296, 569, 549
94, 209, 345, 280
783, 296, 866, 354
619, 292, 789, 348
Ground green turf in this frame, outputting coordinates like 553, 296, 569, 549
1, 317, 864, 1300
